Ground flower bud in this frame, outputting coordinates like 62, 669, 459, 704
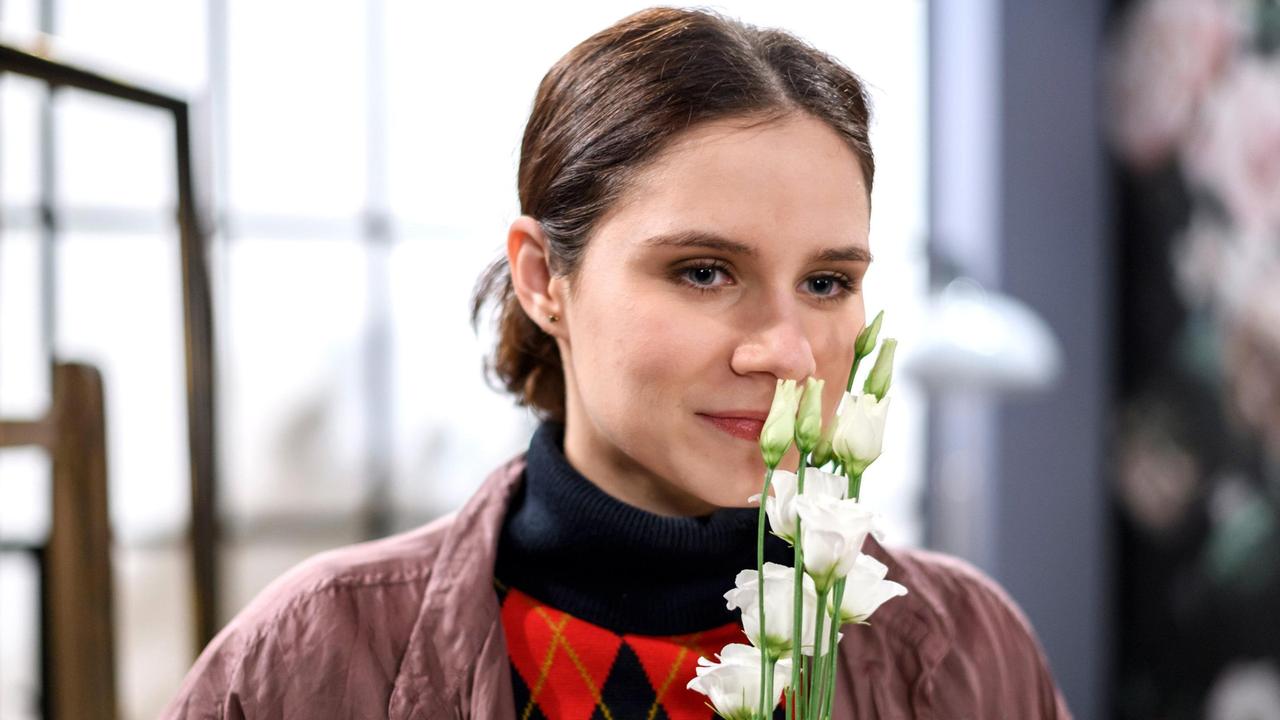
861, 338, 897, 401
855, 310, 884, 360
794, 377, 825, 453
832, 393, 890, 476
760, 379, 802, 468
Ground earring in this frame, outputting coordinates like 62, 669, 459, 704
547, 314, 559, 323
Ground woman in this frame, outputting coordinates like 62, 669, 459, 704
164, 8, 1072, 719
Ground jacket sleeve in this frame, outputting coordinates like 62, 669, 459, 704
926, 558, 1074, 720
159, 552, 430, 720
158, 618, 252, 720
160, 596, 348, 720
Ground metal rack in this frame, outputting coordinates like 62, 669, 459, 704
0, 40, 219, 720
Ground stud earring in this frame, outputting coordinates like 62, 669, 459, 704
547, 314, 559, 323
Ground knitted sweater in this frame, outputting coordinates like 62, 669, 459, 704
494, 421, 792, 719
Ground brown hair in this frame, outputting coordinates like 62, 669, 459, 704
471, 6, 875, 422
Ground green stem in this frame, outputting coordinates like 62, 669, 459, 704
808, 466, 862, 719
793, 661, 803, 717
763, 650, 776, 720
790, 460, 808, 720
807, 587, 829, 720
803, 655, 811, 720
845, 354, 864, 394
788, 549, 804, 720
798, 656, 809, 720
821, 580, 847, 718
757, 466, 774, 717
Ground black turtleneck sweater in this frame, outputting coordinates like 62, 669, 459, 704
494, 421, 791, 719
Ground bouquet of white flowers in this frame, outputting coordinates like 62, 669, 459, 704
687, 312, 908, 720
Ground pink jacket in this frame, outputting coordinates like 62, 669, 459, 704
162, 454, 1073, 719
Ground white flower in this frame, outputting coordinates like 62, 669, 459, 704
832, 393, 890, 476
686, 644, 792, 720
750, 467, 846, 544
793, 494, 884, 592
832, 554, 909, 625
724, 562, 834, 656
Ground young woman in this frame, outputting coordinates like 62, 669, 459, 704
165, 8, 1072, 719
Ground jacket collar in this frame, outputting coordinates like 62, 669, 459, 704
390, 452, 952, 718
389, 454, 526, 718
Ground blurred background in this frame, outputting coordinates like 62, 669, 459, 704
0, 0, 1276, 718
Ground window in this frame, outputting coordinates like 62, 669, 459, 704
0, 3, 928, 717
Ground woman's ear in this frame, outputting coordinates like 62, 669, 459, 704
507, 215, 566, 335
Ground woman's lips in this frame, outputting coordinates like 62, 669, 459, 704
698, 414, 765, 442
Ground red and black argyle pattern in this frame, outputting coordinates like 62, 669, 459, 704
498, 581, 784, 720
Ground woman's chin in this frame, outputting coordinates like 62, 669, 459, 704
680, 435, 768, 508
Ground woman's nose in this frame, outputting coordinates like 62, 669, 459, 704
728, 305, 817, 381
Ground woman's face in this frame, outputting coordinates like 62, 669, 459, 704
531, 112, 872, 516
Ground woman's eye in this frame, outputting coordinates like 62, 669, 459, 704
805, 274, 856, 301
676, 263, 734, 291
808, 277, 837, 295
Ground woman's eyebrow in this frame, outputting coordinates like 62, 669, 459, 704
640, 229, 873, 263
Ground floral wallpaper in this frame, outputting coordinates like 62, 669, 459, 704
1107, 0, 1280, 717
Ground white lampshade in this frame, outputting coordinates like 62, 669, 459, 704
902, 278, 1063, 394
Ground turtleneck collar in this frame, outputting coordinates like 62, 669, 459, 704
494, 420, 793, 636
